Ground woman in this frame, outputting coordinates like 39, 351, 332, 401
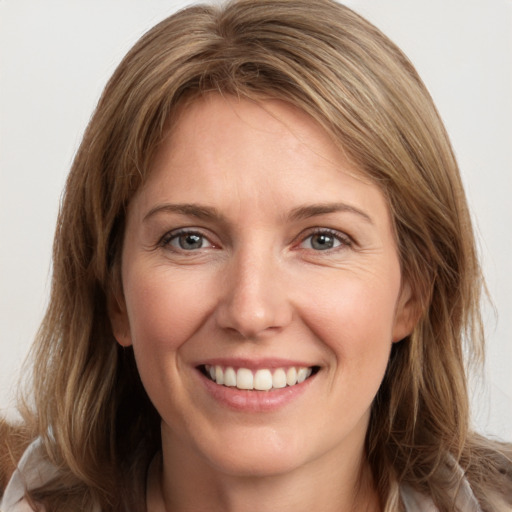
1, 0, 511, 510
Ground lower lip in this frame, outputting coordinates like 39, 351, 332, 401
198, 370, 315, 412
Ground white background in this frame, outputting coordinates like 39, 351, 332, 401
1, 0, 511, 440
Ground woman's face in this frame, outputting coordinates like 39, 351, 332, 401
111, 94, 415, 479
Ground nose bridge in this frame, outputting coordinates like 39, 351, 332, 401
216, 243, 291, 338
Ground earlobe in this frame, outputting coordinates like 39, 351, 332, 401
107, 292, 132, 347
392, 282, 421, 343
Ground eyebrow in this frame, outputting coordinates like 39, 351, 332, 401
288, 203, 373, 224
143, 203, 225, 223
143, 201, 373, 224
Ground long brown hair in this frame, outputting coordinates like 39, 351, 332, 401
10, 1, 511, 510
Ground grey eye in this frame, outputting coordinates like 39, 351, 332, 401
169, 232, 212, 251
300, 232, 343, 251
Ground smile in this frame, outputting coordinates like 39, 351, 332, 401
202, 365, 318, 391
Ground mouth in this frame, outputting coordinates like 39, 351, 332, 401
199, 364, 320, 391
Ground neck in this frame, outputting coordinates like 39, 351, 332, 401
147, 428, 381, 512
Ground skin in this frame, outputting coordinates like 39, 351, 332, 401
110, 94, 416, 512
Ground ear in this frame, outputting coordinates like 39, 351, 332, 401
107, 291, 132, 347
392, 281, 421, 343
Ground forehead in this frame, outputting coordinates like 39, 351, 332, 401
129, 93, 390, 227
159, 95, 369, 181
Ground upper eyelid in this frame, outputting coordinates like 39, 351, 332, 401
295, 232, 354, 258
295, 227, 352, 244
156, 225, 353, 249
159, 227, 216, 247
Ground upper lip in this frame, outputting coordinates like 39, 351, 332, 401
195, 358, 317, 370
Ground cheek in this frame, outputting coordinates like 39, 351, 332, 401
301, 274, 400, 349
123, 267, 216, 353
297, 269, 400, 392
122, 268, 218, 417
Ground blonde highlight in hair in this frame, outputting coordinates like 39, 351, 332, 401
10, 0, 510, 510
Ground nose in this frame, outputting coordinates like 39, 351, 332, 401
214, 248, 293, 339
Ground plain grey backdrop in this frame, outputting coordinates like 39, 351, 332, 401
1, 0, 511, 440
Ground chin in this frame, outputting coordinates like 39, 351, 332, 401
210, 452, 305, 479
197, 427, 308, 478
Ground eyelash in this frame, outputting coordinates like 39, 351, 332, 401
158, 227, 353, 253
296, 228, 353, 252
159, 229, 215, 252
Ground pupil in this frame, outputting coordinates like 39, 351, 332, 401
179, 234, 202, 250
312, 234, 333, 250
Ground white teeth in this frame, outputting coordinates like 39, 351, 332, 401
297, 367, 310, 383
254, 369, 273, 391
224, 367, 237, 387
286, 367, 297, 386
272, 368, 287, 389
204, 365, 315, 390
215, 366, 224, 385
236, 368, 253, 390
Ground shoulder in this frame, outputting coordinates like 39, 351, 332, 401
0, 436, 105, 512
0, 438, 57, 512
400, 457, 484, 512
465, 436, 512, 510
400, 483, 439, 511
400, 446, 512, 512
0, 419, 33, 497
400, 480, 483, 512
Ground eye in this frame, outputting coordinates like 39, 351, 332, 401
162, 230, 213, 251
299, 230, 349, 251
